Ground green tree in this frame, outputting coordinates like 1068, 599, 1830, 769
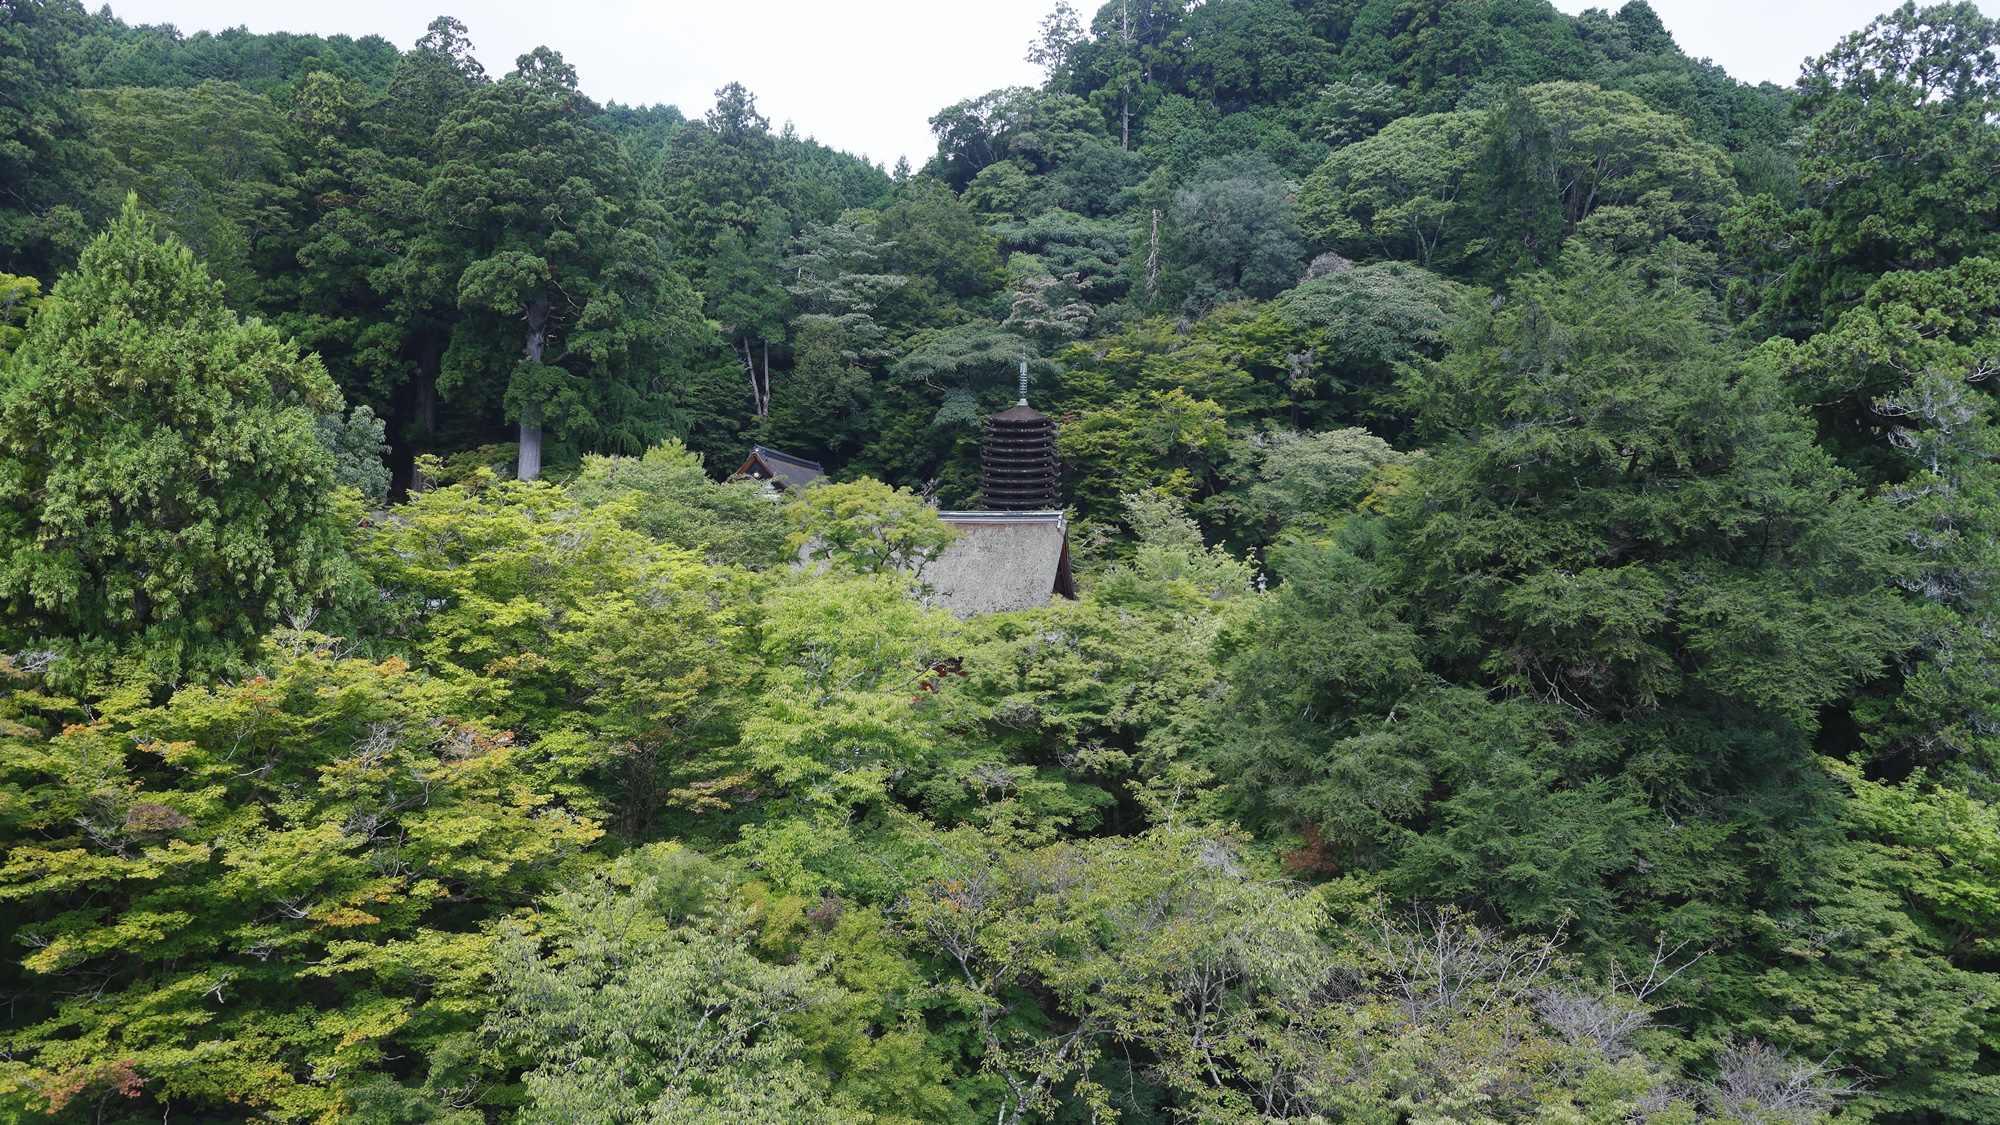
0, 271, 40, 360
1467, 82, 1736, 278
282, 19, 491, 488
315, 404, 392, 505
0, 641, 601, 1123
1214, 426, 1413, 541
1273, 258, 1458, 424
567, 439, 790, 569
1299, 111, 1487, 268
1167, 153, 1307, 306
1770, 259, 2000, 781
357, 469, 742, 837
707, 211, 793, 420
1220, 247, 1921, 1071
0, 199, 346, 683
1393, 245, 1908, 729
786, 479, 958, 577
1741, 2, 2000, 325
80, 81, 289, 302
964, 159, 1033, 220
875, 176, 1002, 319
488, 848, 833, 1125
767, 317, 876, 460
1303, 84, 1736, 278
420, 48, 705, 480
1175, 0, 1331, 113
924, 88, 1109, 188
0, 0, 102, 279
658, 83, 789, 262
781, 217, 905, 376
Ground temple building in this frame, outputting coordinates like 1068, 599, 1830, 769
734, 445, 825, 491
921, 510, 1075, 617
978, 400, 1059, 510
925, 364, 1077, 617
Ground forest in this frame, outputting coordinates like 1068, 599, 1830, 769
1, 0, 1999, 1121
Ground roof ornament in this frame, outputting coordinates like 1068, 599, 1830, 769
1018, 359, 1029, 407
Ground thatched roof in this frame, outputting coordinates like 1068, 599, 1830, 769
735, 445, 825, 491
920, 511, 1075, 617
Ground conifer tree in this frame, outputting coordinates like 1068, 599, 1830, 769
419, 48, 705, 480
0, 197, 346, 682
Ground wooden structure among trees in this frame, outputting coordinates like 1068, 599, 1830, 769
734, 445, 825, 491
980, 367, 1059, 510
921, 367, 1073, 615
922, 511, 1075, 617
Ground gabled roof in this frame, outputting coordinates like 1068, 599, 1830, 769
919, 510, 1075, 617
735, 445, 825, 491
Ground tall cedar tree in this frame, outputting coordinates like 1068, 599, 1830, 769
285, 17, 490, 492
418, 47, 704, 480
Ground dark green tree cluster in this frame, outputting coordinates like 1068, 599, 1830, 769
5, 1, 2000, 1123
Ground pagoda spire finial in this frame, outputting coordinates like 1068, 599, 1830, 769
1018, 360, 1029, 407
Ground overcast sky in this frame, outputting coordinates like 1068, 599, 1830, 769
98, 0, 1959, 168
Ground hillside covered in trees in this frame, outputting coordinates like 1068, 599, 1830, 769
3, 0, 2000, 1122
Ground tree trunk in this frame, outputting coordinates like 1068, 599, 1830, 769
740, 335, 772, 416
518, 298, 550, 482
1145, 208, 1162, 302
1120, 0, 1133, 150
518, 409, 543, 482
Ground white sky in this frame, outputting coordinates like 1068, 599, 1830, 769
97, 0, 1969, 168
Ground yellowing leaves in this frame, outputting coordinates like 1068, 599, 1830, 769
316, 906, 382, 929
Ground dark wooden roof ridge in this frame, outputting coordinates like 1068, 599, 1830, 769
749, 445, 825, 472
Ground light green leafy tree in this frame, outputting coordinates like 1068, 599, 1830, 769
785, 479, 958, 577
1058, 386, 1229, 515
0, 272, 42, 362
732, 573, 961, 821
0, 640, 601, 1123
1470, 82, 1737, 275
1215, 427, 1415, 539
568, 439, 790, 568
488, 847, 835, 1125
903, 826, 1702, 1125
1109, 491, 1257, 600
359, 469, 743, 836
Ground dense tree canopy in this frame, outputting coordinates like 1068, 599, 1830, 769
4, 1, 2000, 1123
